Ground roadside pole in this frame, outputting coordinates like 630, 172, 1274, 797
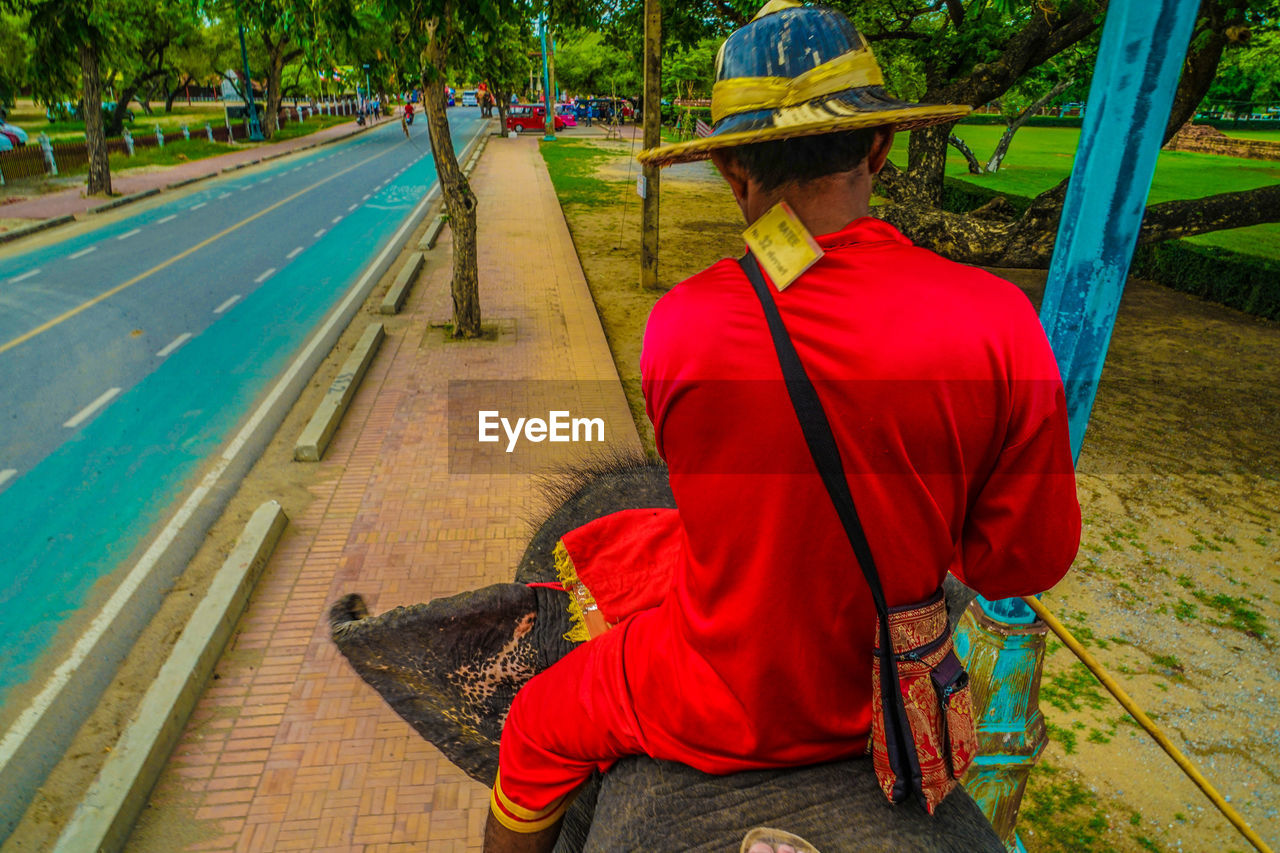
640, 0, 660, 289
541, 15, 556, 141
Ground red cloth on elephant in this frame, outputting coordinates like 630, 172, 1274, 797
493, 217, 1081, 829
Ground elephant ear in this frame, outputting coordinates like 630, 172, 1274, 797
329, 584, 577, 785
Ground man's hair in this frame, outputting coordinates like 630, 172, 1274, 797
722, 128, 878, 192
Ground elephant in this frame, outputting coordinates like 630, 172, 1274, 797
329, 452, 1002, 851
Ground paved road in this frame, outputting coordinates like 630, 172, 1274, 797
0, 110, 485, 701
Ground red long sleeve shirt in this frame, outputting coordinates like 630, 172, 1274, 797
594, 216, 1080, 771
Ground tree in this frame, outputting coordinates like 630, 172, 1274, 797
354, 0, 530, 339
102, 0, 202, 135
204, 0, 313, 138
0, 12, 31, 108
13, 0, 114, 194
555, 29, 638, 97
476, 17, 534, 130
839, 0, 1280, 267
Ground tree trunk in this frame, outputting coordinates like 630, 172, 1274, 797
495, 89, 510, 130
262, 39, 284, 137
423, 19, 481, 338
166, 75, 194, 113
80, 41, 111, 196
985, 78, 1073, 172
904, 123, 954, 205
948, 135, 982, 175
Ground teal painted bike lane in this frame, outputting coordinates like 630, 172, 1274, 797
0, 122, 478, 704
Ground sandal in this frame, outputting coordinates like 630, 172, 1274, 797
741, 827, 822, 853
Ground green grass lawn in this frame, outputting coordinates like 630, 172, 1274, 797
895, 124, 1280, 260
8, 115, 354, 184
4, 98, 350, 143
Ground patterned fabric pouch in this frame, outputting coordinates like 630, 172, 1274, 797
870, 588, 977, 813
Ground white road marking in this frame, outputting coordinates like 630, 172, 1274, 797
254, 268, 276, 283
347, 203, 358, 211
286, 246, 304, 259
190, 202, 206, 210
156, 332, 192, 358
64, 387, 121, 429
9, 268, 40, 283
361, 193, 371, 200
261, 177, 272, 184
217, 192, 231, 199
213, 294, 241, 313
314, 228, 326, 238
289, 167, 300, 174
331, 215, 343, 224
156, 214, 177, 224
239, 185, 251, 192
69, 246, 97, 259
117, 228, 141, 241
0, 469, 16, 489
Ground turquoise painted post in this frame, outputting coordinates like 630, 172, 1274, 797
540, 16, 556, 141
957, 1, 1202, 849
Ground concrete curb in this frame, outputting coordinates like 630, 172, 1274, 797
420, 214, 448, 250
86, 189, 161, 215
0, 214, 75, 246
380, 252, 424, 315
164, 173, 215, 191
294, 323, 385, 461
52, 502, 288, 853
219, 158, 261, 174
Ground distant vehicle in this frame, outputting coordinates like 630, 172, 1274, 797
506, 104, 565, 134
554, 103, 577, 127
573, 97, 635, 123
461, 90, 478, 107
0, 120, 28, 151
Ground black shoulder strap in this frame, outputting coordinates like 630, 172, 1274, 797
738, 251, 922, 801
737, 252, 889, 616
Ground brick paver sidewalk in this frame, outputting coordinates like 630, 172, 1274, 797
2, 119, 371, 223
127, 134, 642, 852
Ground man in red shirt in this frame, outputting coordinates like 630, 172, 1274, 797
486, 3, 1080, 850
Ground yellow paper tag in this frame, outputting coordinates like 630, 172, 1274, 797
742, 201, 824, 291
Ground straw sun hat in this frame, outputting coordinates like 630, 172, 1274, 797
639, 0, 970, 167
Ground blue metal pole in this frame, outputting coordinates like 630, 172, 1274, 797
541, 15, 556, 141
235, 4, 265, 142
976, 0, 1201, 628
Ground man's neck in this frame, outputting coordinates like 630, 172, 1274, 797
749, 168, 874, 238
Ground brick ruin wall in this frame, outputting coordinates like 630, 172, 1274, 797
1164, 123, 1280, 161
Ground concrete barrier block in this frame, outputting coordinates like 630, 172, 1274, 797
420, 215, 448, 251
52, 501, 287, 853
294, 323, 386, 462
380, 252, 425, 315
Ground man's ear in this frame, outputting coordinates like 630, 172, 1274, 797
710, 149, 751, 218
866, 128, 895, 175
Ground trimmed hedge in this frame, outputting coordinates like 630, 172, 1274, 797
938, 178, 1279, 320
958, 114, 1084, 128
1131, 242, 1280, 320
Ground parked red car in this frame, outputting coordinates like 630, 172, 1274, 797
507, 104, 566, 133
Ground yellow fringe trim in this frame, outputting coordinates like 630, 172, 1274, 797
554, 541, 594, 644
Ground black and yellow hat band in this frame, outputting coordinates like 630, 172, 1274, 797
710, 47, 886, 124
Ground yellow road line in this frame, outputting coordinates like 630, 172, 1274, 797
0, 138, 404, 356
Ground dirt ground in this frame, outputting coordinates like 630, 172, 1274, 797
549, 138, 1279, 853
